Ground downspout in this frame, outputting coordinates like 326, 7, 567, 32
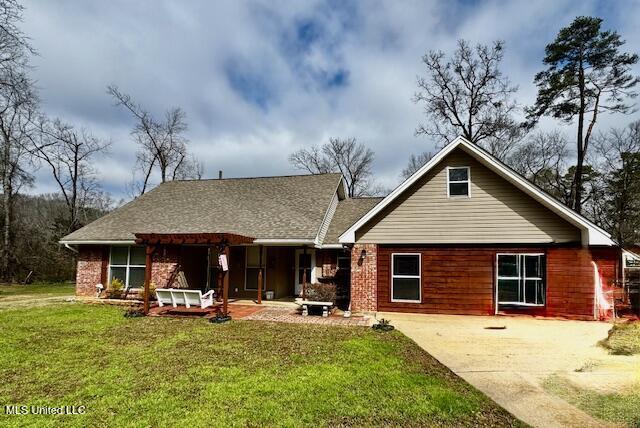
64, 243, 78, 253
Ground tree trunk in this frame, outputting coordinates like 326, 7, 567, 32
1, 138, 12, 281
573, 62, 586, 214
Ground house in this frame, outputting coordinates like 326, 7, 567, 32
61, 136, 621, 320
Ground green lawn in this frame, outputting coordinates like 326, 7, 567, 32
545, 376, 640, 427
0, 303, 520, 427
0, 282, 75, 300
600, 321, 640, 355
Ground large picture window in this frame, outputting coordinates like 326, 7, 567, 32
391, 253, 421, 303
447, 166, 470, 197
109, 246, 146, 289
497, 254, 546, 306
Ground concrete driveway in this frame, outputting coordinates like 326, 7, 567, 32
379, 312, 635, 428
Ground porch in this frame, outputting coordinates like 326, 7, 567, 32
146, 301, 370, 327
128, 233, 350, 317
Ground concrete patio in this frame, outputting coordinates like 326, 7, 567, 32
379, 312, 638, 428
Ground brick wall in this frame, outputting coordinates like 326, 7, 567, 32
75, 245, 108, 296
75, 245, 180, 297
350, 243, 377, 312
151, 246, 180, 288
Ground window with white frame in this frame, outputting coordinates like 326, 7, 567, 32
109, 246, 146, 289
447, 166, 470, 197
391, 253, 421, 302
497, 254, 546, 306
245, 246, 266, 290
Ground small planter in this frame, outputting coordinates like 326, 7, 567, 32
372, 319, 394, 332
209, 314, 232, 324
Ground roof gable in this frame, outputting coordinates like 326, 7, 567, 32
339, 136, 614, 246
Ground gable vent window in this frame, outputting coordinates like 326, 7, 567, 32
447, 167, 470, 197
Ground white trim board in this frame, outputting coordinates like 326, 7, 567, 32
60, 240, 136, 245
338, 136, 614, 246
391, 253, 422, 303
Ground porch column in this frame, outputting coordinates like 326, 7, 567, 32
222, 245, 230, 316
257, 244, 263, 304
143, 245, 156, 315
302, 245, 307, 299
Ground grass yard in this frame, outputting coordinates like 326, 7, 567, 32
0, 282, 75, 300
600, 321, 640, 355
544, 376, 640, 427
0, 303, 521, 427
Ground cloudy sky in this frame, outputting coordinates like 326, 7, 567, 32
21, 0, 640, 199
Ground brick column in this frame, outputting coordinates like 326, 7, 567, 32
350, 243, 377, 312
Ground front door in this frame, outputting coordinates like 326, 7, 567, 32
294, 249, 315, 295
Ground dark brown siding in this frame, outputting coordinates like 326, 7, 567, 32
377, 245, 619, 319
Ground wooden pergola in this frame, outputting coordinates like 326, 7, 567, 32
134, 232, 256, 316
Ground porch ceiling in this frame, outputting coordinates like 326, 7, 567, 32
134, 232, 254, 245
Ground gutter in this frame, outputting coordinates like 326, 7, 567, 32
60, 238, 321, 247
63, 243, 78, 253
59, 240, 137, 245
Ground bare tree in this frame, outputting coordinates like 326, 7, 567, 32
0, 72, 37, 281
0, 0, 37, 281
107, 85, 201, 196
509, 131, 569, 188
401, 151, 433, 180
30, 118, 110, 233
591, 121, 640, 244
0, 1, 35, 91
289, 137, 377, 197
414, 40, 522, 158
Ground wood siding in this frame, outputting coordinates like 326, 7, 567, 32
376, 245, 619, 319
357, 147, 581, 244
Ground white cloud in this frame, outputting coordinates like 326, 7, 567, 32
21, 0, 640, 198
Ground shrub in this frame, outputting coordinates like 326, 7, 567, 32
108, 278, 125, 298
305, 283, 336, 302
148, 281, 157, 299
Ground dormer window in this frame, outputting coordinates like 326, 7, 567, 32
447, 167, 470, 197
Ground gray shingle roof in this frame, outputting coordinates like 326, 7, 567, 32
324, 197, 383, 244
62, 173, 343, 242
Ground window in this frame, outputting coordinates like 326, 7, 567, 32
391, 253, 421, 303
245, 246, 266, 290
447, 166, 470, 197
109, 246, 146, 289
497, 254, 546, 306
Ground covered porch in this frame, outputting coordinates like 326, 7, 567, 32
134, 233, 346, 317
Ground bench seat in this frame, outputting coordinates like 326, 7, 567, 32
156, 288, 215, 309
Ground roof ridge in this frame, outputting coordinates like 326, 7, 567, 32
168, 172, 342, 183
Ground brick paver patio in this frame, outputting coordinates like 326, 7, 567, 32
239, 306, 371, 326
